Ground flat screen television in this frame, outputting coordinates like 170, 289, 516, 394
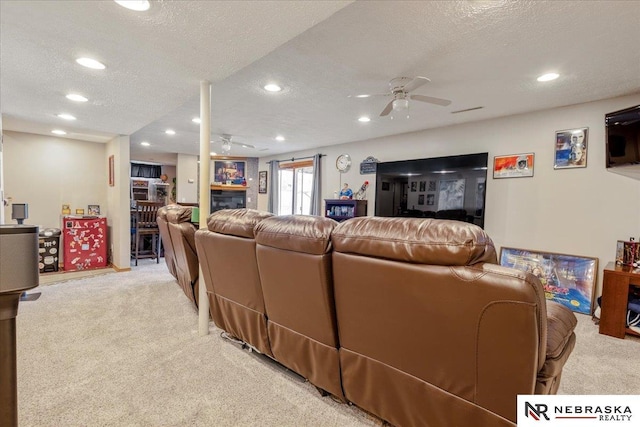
606, 104, 640, 169
375, 152, 488, 228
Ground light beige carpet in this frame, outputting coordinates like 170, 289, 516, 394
15, 260, 640, 426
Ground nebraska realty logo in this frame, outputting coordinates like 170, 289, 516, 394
517, 395, 639, 426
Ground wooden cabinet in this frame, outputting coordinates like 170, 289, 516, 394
325, 199, 367, 222
599, 262, 640, 339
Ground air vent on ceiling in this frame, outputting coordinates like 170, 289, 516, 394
451, 106, 484, 114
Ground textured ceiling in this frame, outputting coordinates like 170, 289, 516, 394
2, 1, 640, 164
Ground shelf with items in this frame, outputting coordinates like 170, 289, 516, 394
324, 199, 367, 222
599, 262, 640, 339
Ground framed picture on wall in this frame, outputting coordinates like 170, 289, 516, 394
499, 247, 598, 315
554, 127, 588, 169
214, 160, 246, 184
410, 181, 417, 192
108, 155, 115, 187
418, 194, 425, 205
426, 194, 434, 206
88, 205, 100, 215
419, 181, 426, 192
493, 153, 534, 179
258, 171, 267, 194
428, 180, 436, 191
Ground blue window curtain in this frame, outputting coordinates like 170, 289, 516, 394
267, 160, 279, 214
309, 154, 322, 216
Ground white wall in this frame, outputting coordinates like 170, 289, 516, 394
259, 94, 640, 295
3, 131, 108, 229
176, 153, 198, 203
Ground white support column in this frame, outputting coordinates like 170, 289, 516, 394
198, 81, 212, 336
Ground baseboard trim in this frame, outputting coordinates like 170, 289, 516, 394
112, 264, 131, 272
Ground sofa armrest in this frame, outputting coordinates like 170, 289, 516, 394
537, 301, 577, 390
545, 301, 577, 359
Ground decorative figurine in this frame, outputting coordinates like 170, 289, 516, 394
339, 183, 353, 199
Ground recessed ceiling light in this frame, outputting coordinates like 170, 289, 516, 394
210, 152, 217, 156
114, 0, 150, 11
76, 57, 106, 70
241, 145, 248, 148
141, 142, 150, 147
51, 130, 67, 135
275, 135, 285, 141
192, 117, 201, 124
165, 129, 176, 135
358, 116, 371, 123
57, 113, 76, 121
355, 95, 370, 98
264, 83, 282, 92
66, 93, 88, 102
537, 73, 559, 82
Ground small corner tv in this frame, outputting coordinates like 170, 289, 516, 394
606, 104, 640, 169
375, 152, 488, 228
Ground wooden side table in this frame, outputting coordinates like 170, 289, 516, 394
599, 262, 640, 339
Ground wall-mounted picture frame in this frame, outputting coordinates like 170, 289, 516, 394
419, 181, 426, 192
88, 205, 100, 215
410, 181, 417, 192
214, 160, 246, 185
554, 127, 588, 169
499, 247, 598, 315
426, 194, 434, 206
75, 208, 85, 215
62, 204, 71, 215
108, 155, 115, 187
428, 180, 436, 192
418, 194, 425, 205
258, 171, 267, 194
493, 153, 534, 179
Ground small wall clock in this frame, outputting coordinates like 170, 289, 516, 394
336, 154, 352, 173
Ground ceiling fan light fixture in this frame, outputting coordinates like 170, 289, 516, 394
221, 139, 231, 153
392, 98, 409, 111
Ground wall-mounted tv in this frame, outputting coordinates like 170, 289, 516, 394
606, 105, 640, 170
375, 152, 488, 228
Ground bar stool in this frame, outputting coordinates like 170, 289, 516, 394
132, 201, 162, 266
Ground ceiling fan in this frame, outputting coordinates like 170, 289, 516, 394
214, 134, 255, 153
352, 76, 452, 117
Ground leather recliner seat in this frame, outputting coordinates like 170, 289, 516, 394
157, 205, 183, 279
254, 215, 345, 401
195, 209, 274, 356
166, 207, 200, 307
330, 216, 576, 426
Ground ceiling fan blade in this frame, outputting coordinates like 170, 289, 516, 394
402, 76, 430, 93
348, 93, 391, 98
410, 94, 452, 107
380, 100, 394, 116
232, 141, 255, 149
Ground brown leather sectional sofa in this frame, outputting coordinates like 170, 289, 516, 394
192, 209, 577, 426
158, 205, 200, 307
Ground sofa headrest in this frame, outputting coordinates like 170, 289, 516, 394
332, 217, 497, 266
254, 215, 337, 255
166, 207, 194, 224
207, 209, 273, 238
158, 204, 187, 221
